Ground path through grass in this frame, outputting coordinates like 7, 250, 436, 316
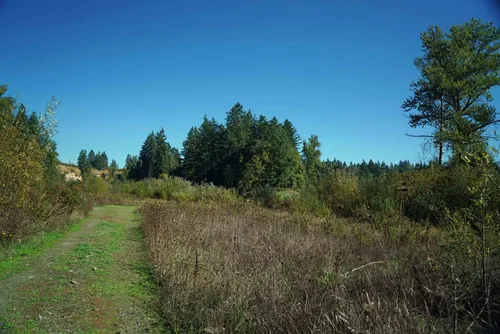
0, 205, 164, 333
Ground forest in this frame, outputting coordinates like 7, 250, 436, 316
1, 18, 500, 333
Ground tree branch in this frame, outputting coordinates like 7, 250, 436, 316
405, 133, 435, 138
471, 119, 500, 133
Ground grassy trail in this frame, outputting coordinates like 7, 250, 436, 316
0, 205, 164, 333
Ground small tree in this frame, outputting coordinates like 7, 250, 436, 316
139, 133, 157, 179
109, 159, 118, 178
88, 150, 96, 169
125, 154, 140, 180
77, 149, 91, 174
302, 135, 322, 182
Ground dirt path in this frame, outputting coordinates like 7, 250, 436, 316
0, 205, 164, 333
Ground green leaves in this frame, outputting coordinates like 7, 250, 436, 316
180, 103, 304, 192
302, 135, 322, 182
77, 149, 91, 174
403, 18, 500, 163
0, 85, 68, 237
127, 129, 179, 181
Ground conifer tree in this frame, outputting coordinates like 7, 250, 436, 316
302, 135, 322, 182
139, 133, 157, 179
403, 19, 500, 163
88, 150, 96, 169
77, 149, 90, 174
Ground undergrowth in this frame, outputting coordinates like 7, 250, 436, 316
140, 200, 499, 333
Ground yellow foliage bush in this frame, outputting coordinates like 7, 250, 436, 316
320, 170, 361, 216
0, 125, 45, 236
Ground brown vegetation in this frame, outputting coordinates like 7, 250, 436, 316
140, 200, 491, 333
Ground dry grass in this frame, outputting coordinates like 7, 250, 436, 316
140, 201, 482, 333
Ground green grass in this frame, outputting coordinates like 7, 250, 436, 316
0, 219, 85, 280
0, 205, 164, 333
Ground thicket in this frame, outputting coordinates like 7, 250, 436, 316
0, 87, 128, 243
0, 86, 88, 241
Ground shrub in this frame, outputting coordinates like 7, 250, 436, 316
0, 125, 91, 240
289, 185, 331, 216
359, 174, 398, 215
195, 183, 239, 204
319, 170, 361, 216
0, 125, 46, 237
111, 177, 240, 205
401, 166, 478, 225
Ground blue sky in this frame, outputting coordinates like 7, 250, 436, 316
1, 0, 498, 167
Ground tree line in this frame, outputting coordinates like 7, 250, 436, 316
123, 105, 443, 192
124, 103, 322, 192
120, 18, 499, 193
77, 149, 118, 173
125, 128, 181, 180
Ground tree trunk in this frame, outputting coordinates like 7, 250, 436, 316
438, 140, 443, 166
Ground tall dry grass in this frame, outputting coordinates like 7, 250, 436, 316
140, 201, 486, 333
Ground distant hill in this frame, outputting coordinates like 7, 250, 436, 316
58, 164, 125, 182
57, 164, 82, 182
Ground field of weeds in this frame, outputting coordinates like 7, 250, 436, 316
139, 201, 488, 333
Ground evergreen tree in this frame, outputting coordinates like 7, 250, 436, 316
139, 133, 157, 179
88, 150, 96, 169
101, 152, 108, 169
240, 116, 303, 191
181, 127, 202, 181
267, 117, 303, 188
302, 135, 322, 182
125, 154, 140, 180
77, 149, 90, 174
224, 103, 253, 187
282, 119, 301, 148
168, 147, 181, 175
93, 152, 102, 170
180, 103, 304, 191
125, 154, 134, 169
367, 159, 381, 177
197, 116, 226, 185
403, 19, 500, 163
153, 128, 172, 177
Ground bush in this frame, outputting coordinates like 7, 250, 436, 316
113, 177, 240, 204
319, 170, 361, 216
195, 183, 239, 204
289, 185, 331, 217
401, 166, 479, 225
359, 174, 398, 215
0, 126, 90, 240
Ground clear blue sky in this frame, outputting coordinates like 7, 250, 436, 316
1, 0, 498, 167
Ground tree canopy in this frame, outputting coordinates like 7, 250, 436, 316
403, 18, 500, 164
126, 128, 180, 180
77, 149, 109, 172
178, 103, 304, 192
